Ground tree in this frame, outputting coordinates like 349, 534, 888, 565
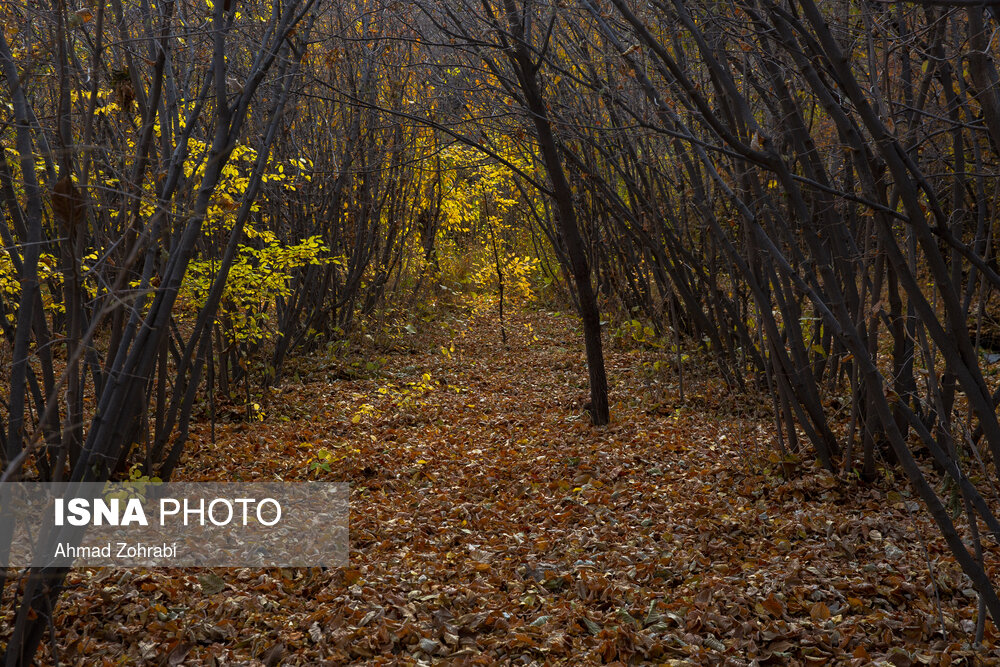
0, 0, 317, 660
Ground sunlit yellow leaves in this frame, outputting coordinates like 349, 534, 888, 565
178, 236, 333, 346
0, 250, 68, 321
351, 403, 378, 424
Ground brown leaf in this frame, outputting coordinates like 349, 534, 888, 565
53, 176, 85, 229
260, 642, 285, 667
762, 593, 784, 617
809, 602, 831, 621
167, 641, 193, 666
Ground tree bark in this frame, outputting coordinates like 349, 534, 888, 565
501, 0, 609, 424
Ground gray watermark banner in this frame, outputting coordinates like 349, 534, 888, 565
0, 482, 348, 567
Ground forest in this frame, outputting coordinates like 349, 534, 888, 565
2, 0, 1000, 663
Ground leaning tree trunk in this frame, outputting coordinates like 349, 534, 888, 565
501, 0, 609, 424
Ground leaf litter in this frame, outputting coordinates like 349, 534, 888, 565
5, 307, 998, 665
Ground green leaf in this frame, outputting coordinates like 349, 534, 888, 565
198, 573, 226, 595
581, 616, 602, 635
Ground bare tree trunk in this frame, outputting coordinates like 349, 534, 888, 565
500, 0, 609, 424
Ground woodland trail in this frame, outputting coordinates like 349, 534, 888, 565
38, 306, 999, 664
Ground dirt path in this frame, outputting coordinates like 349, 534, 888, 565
31, 307, 1000, 664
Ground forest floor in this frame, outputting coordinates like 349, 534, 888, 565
15, 303, 1000, 665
